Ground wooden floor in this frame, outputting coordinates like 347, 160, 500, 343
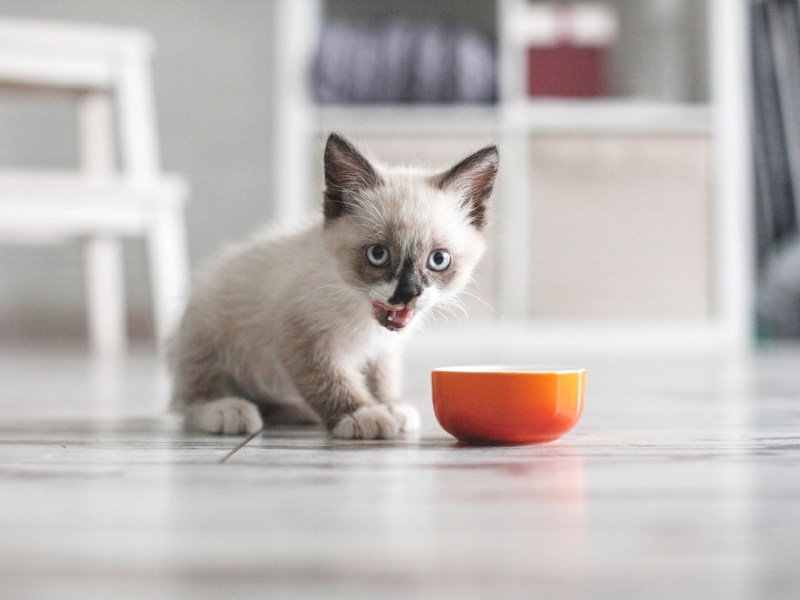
1, 342, 799, 599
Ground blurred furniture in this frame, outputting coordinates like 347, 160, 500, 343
517, 3, 618, 98
751, 0, 800, 337
273, 0, 753, 354
0, 18, 189, 355
313, 19, 496, 104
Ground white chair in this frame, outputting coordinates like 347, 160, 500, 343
0, 17, 190, 355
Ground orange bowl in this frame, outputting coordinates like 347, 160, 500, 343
431, 366, 586, 444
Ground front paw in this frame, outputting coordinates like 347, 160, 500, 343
331, 405, 399, 439
389, 404, 420, 433
187, 397, 263, 435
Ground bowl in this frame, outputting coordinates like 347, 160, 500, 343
431, 366, 586, 444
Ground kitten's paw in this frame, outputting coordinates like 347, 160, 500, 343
187, 397, 263, 435
331, 405, 399, 440
389, 404, 421, 433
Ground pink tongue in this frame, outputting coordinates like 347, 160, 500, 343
387, 307, 412, 326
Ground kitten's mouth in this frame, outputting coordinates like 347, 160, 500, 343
372, 300, 415, 331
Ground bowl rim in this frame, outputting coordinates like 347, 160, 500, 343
432, 365, 585, 374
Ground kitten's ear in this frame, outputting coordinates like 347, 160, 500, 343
434, 145, 498, 230
323, 132, 381, 220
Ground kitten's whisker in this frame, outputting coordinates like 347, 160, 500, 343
448, 303, 469, 321
454, 290, 495, 313
439, 304, 466, 324
461, 275, 490, 302
342, 211, 383, 231
432, 296, 468, 324
439, 292, 467, 311
466, 273, 482, 288
339, 197, 385, 230
356, 196, 385, 225
429, 305, 454, 325
334, 199, 384, 230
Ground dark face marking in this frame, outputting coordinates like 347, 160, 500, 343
352, 242, 394, 289
349, 230, 461, 298
338, 209, 468, 335
388, 258, 424, 305
426, 256, 458, 289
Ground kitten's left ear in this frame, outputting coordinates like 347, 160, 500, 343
434, 145, 499, 230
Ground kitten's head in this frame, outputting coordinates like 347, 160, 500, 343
322, 132, 498, 332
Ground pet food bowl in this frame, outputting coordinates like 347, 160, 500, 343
431, 366, 586, 444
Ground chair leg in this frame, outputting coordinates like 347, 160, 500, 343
84, 236, 127, 356
147, 203, 189, 351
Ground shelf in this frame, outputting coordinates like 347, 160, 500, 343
316, 104, 498, 133
315, 99, 711, 135
503, 99, 712, 134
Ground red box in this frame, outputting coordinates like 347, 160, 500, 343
527, 45, 608, 97
516, 3, 617, 98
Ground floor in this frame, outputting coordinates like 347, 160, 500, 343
1, 341, 799, 600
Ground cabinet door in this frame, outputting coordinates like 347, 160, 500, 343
528, 135, 711, 319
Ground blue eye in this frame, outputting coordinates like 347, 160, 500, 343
427, 249, 451, 271
366, 244, 390, 267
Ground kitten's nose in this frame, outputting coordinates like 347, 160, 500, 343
389, 260, 422, 305
389, 284, 421, 306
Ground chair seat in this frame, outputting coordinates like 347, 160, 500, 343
0, 170, 187, 240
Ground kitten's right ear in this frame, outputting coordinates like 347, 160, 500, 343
323, 132, 380, 220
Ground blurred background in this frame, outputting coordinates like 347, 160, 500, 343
0, 0, 795, 355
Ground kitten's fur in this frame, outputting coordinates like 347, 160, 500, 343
169, 133, 498, 439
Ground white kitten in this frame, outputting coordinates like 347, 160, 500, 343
169, 133, 498, 439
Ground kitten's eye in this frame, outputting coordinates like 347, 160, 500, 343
427, 249, 451, 272
366, 244, 390, 267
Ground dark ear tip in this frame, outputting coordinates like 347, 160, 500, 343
326, 131, 344, 145
325, 132, 341, 153
478, 145, 499, 163
325, 131, 354, 153
324, 132, 372, 169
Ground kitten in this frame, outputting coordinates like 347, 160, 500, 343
169, 133, 498, 439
